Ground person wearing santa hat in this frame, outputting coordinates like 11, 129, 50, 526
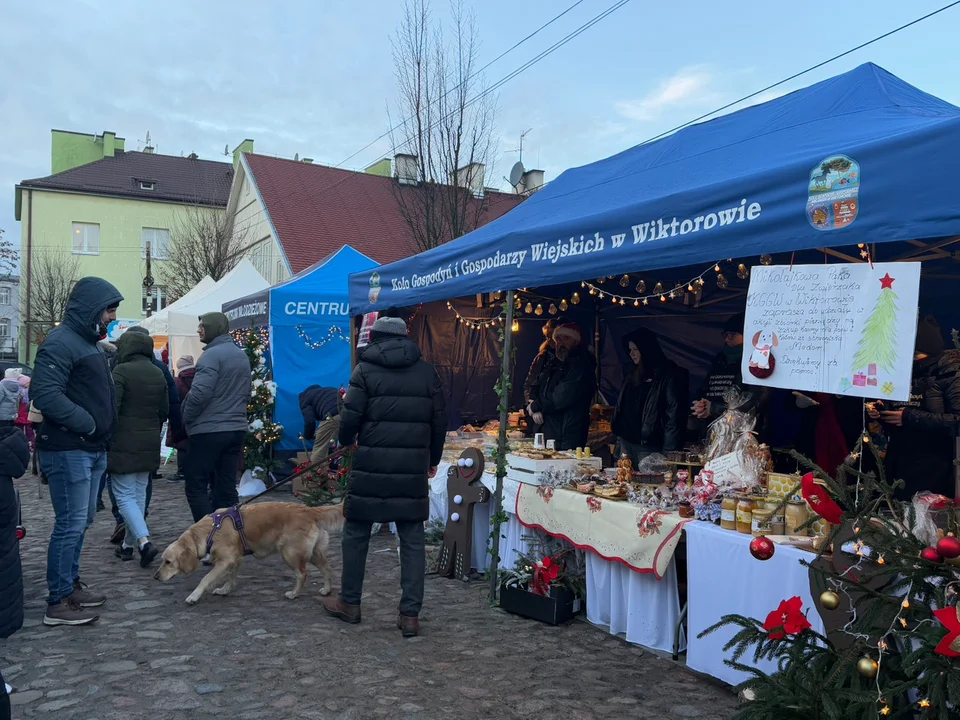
526, 318, 596, 451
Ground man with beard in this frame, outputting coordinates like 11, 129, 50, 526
527, 319, 597, 451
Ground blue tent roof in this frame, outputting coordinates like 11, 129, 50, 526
349, 63, 960, 314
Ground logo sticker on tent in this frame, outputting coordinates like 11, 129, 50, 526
368, 272, 381, 304
806, 154, 859, 231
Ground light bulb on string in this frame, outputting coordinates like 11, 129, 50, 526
660, 295, 667, 303
687, 284, 695, 292
534, 304, 544, 316
559, 299, 568, 311
611, 296, 618, 304
619, 275, 630, 287
635, 279, 646, 293
760, 254, 773, 265
714, 264, 721, 273
737, 263, 749, 280
653, 282, 663, 294
633, 299, 639, 307
717, 273, 729, 289
511, 319, 519, 332
588, 287, 596, 296
596, 277, 606, 284
548, 303, 558, 315
571, 293, 580, 305
524, 302, 533, 314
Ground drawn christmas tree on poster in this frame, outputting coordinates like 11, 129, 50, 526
852, 273, 899, 374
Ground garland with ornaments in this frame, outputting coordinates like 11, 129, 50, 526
296, 325, 350, 349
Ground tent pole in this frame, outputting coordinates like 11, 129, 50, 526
594, 300, 601, 403
488, 290, 515, 602
350, 315, 360, 369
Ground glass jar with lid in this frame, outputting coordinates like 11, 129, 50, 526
785, 500, 809, 536
720, 496, 738, 531
736, 496, 755, 534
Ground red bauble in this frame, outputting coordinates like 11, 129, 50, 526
936, 536, 960, 560
920, 546, 944, 564
750, 535, 776, 561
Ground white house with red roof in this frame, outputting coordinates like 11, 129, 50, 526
224, 144, 529, 285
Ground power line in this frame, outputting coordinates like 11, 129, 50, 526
335, 0, 589, 169
635, 0, 960, 149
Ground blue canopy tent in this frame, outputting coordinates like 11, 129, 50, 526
349, 63, 960, 313
225, 245, 377, 451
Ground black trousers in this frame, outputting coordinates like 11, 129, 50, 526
340, 519, 425, 617
184, 431, 245, 522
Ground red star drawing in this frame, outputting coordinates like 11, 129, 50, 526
879, 273, 895, 289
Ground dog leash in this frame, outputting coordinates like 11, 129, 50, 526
205, 447, 355, 556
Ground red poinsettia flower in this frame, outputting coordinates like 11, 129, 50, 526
933, 606, 960, 658
800, 472, 844, 524
763, 596, 811, 640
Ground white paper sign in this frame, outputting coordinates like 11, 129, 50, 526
705, 451, 745, 482
741, 262, 920, 401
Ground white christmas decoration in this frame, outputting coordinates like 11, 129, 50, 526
450, 512, 460, 522
453, 494, 463, 505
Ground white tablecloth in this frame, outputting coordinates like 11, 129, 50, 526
685, 521, 826, 685
586, 553, 685, 654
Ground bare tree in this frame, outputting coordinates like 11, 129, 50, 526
23, 250, 81, 347
158, 206, 252, 301
0, 228, 18, 280
389, 0, 498, 253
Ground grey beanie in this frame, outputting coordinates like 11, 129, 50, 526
370, 316, 408, 337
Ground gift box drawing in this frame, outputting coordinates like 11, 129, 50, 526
867, 377, 878, 386
868, 363, 877, 376
853, 372, 867, 387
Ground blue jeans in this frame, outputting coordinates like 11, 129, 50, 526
111, 472, 150, 546
42, 449, 108, 604
105, 472, 152, 524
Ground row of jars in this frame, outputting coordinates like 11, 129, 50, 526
720, 494, 810, 537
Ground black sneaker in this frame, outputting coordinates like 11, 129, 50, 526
43, 597, 99, 626
115, 546, 134, 561
167, 473, 183, 483
139, 542, 158, 568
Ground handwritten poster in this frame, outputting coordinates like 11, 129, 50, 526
741, 262, 920, 401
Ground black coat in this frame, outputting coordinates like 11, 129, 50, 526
300, 385, 341, 441
529, 346, 597, 451
612, 329, 685, 454
338, 336, 446, 523
0, 427, 31, 639
887, 350, 960, 499
32, 277, 124, 451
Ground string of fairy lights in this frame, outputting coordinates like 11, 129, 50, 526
296, 325, 351, 349
445, 257, 772, 329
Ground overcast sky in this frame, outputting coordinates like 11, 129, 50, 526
2, 0, 958, 249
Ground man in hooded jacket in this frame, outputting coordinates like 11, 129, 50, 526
321, 308, 446, 637
181, 312, 252, 522
31, 277, 123, 626
612, 328, 687, 464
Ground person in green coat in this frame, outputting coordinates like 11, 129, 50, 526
108, 330, 169, 568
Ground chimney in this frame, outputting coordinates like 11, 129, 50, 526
520, 169, 545, 194
395, 154, 419, 185
102, 131, 117, 158
450, 162, 485, 196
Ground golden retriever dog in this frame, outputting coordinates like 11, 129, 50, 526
155, 502, 344, 605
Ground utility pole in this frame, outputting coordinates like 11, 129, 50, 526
143, 240, 155, 318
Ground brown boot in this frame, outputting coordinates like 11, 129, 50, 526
321, 596, 361, 624
397, 614, 420, 637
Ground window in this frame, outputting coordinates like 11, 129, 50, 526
139, 181, 156, 191
142, 228, 170, 260
142, 286, 167, 316
0, 287, 10, 306
72, 223, 100, 255
0, 319, 10, 338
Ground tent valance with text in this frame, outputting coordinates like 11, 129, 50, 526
348, 63, 960, 315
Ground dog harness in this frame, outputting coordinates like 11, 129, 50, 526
205, 505, 254, 557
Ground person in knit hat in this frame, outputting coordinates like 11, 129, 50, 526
527, 317, 597, 451
322, 307, 446, 638
870, 314, 960, 499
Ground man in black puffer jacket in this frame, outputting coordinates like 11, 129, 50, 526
0, 425, 33, 717
32, 277, 123, 627
321, 308, 445, 637
872, 315, 960, 500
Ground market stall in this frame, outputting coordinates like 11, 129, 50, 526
223, 245, 377, 452
344, 62, 960, 677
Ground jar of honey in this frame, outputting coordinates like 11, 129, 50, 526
785, 500, 809, 536
751, 507, 774, 536
762, 499, 786, 535
736, 496, 755, 535
720, 496, 738, 531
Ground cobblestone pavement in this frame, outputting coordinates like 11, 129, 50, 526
3, 470, 737, 720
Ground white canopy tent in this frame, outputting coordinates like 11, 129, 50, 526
139, 275, 216, 335
163, 259, 269, 367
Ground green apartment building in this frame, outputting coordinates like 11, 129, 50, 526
14, 130, 239, 361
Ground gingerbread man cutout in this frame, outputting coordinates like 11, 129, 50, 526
436, 448, 489, 581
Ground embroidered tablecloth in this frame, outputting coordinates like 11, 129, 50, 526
515, 484, 690, 579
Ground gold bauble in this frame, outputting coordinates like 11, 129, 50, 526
819, 591, 840, 611
857, 657, 878, 679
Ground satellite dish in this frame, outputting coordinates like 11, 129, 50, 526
509, 161, 525, 188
